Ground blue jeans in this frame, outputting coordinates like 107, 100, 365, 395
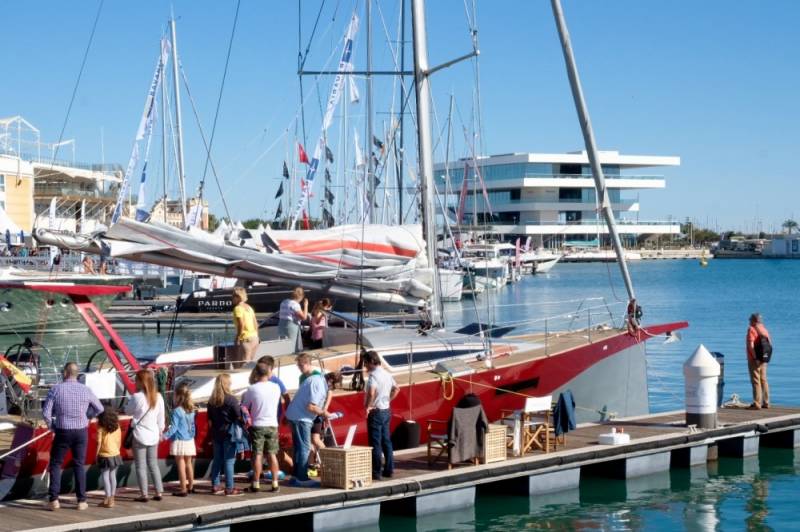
367, 409, 394, 477
48, 428, 88, 502
290, 420, 312, 481
210, 439, 237, 490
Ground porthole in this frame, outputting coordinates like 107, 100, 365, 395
60, 298, 70, 307
46, 299, 55, 308
0, 302, 12, 312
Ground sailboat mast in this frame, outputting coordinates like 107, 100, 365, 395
366, 0, 375, 223
411, 0, 442, 326
160, 51, 169, 224
397, 0, 406, 224
170, 17, 188, 226
550, 0, 636, 301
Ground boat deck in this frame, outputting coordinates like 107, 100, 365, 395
2, 405, 798, 532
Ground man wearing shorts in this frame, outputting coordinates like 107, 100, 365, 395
241, 362, 281, 492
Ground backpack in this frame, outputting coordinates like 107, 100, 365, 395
754, 331, 773, 363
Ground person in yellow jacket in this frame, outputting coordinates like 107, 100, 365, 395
232, 287, 260, 363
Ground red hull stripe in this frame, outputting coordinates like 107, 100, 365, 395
14, 322, 689, 482
276, 239, 418, 258
0, 283, 131, 296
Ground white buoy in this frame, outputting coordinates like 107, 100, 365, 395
683, 344, 721, 428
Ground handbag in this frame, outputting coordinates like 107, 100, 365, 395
123, 406, 152, 450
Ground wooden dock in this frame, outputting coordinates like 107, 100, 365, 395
2, 406, 798, 532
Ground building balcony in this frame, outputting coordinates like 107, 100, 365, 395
474, 219, 681, 236
33, 184, 120, 203
440, 174, 666, 191
469, 199, 639, 213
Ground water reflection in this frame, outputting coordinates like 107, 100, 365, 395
415, 448, 800, 532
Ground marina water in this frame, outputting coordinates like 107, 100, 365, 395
7, 260, 798, 530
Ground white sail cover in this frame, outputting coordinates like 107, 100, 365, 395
34, 219, 432, 307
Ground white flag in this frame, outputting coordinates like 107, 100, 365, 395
353, 130, 365, 168
348, 73, 360, 104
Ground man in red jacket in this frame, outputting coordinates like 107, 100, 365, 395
746, 313, 771, 409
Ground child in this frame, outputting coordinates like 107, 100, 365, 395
96, 408, 122, 508
309, 298, 332, 350
163, 382, 197, 496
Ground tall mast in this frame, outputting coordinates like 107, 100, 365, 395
550, 0, 636, 302
411, 0, 442, 326
170, 16, 188, 226
397, 0, 406, 224
160, 49, 169, 224
365, 0, 375, 223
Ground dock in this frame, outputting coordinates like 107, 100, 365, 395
2, 406, 798, 531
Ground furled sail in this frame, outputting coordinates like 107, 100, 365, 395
33, 219, 432, 307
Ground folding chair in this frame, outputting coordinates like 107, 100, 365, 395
501, 395, 553, 454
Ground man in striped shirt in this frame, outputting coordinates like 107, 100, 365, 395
42, 362, 104, 511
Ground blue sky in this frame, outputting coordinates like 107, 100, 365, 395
1, 0, 798, 232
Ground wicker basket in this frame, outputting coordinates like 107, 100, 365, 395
319, 446, 373, 489
483, 424, 507, 464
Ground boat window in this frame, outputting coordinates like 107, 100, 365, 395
382, 348, 480, 367
45, 299, 55, 308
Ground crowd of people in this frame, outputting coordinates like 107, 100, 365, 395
41, 347, 398, 510
231, 286, 332, 364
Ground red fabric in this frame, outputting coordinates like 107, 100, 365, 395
302, 210, 310, 230
298, 142, 309, 164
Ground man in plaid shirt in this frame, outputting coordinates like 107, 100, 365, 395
42, 362, 104, 511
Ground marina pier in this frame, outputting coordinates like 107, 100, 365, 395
2, 406, 798, 532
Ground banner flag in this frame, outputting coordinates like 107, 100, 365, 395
112, 36, 170, 224
291, 14, 359, 227
298, 142, 309, 164
275, 181, 284, 199
325, 145, 334, 164
282, 161, 290, 178
275, 201, 283, 220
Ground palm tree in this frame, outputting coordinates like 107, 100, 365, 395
782, 219, 798, 234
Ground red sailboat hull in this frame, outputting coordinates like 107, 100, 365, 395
1, 322, 685, 499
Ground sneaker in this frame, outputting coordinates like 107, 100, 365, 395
225, 488, 244, 496
76, 501, 88, 511
153, 495, 163, 502
247, 485, 261, 493
271, 483, 280, 493
172, 491, 188, 497
382, 471, 394, 479
211, 485, 225, 495
372, 474, 382, 481
49, 499, 60, 511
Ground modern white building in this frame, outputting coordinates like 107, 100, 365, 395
435, 150, 681, 247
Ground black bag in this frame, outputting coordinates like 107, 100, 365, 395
122, 423, 135, 449
754, 333, 773, 363
123, 406, 152, 450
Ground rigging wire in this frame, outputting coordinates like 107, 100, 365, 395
178, 65, 232, 221
49, 0, 104, 167
198, 0, 241, 201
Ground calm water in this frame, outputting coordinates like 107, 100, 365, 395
4, 259, 798, 530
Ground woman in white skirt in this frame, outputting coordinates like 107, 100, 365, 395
163, 382, 197, 496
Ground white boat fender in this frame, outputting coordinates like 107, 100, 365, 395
683, 344, 721, 429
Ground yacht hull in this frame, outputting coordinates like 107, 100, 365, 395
1, 322, 684, 499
